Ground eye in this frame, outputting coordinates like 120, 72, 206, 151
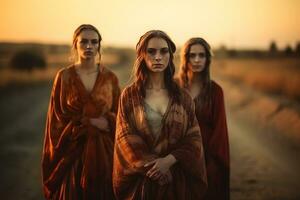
79, 39, 88, 44
91, 39, 99, 45
160, 48, 169, 55
199, 52, 206, 58
189, 53, 196, 58
147, 48, 156, 55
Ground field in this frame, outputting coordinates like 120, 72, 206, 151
1, 47, 300, 199
211, 58, 300, 101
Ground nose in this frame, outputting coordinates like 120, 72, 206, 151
86, 42, 91, 48
154, 52, 162, 61
194, 55, 200, 62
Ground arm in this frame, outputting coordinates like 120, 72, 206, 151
114, 89, 157, 175
172, 103, 206, 175
89, 75, 121, 134
106, 76, 121, 135
209, 85, 230, 170
42, 70, 85, 198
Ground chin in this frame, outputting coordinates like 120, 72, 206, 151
191, 66, 205, 72
82, 56, 95, 60
148, 66, 167, 72
153, 69, 165, 73
191, 69, 203, 73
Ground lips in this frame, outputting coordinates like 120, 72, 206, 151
192, 64, 203, 68
84, 51, 93, 55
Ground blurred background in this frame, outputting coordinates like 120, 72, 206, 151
1, 0, 300, 199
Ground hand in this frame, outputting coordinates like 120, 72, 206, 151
144, 154, 176, 180
89, 116, 110, 131
158, 170, 173, 185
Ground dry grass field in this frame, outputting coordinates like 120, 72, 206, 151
1, 50, 300, 199
211, 58, 300, 101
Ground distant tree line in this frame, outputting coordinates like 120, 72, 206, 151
214, 41, 300, 58
0, 43, 70, 71
1, 40, 300, 71
10, 48, 46, 71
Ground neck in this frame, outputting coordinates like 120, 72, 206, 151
147, 71, 165, 90
75, 58, 101, 74
188, 71, 202, 84
77, 57, 97, 69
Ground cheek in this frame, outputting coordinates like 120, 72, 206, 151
164, 55, 170, 64
144, 57, 152, 67
76, 44, 84, 52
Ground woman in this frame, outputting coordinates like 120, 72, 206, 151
177, 37, 230, 200
42, 24, 121, 199
113, 30, 207, 200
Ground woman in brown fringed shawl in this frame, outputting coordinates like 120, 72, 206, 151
42, 24, 121, 200
177, 38, 230, 200
113, 30, 207, 200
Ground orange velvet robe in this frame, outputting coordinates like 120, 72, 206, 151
178, 80, 230, 200
113, 84, 207, 200
42, 65, 121, 200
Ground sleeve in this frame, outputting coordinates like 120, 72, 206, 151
114, 88, 157, 175
41, 70, 85, 199
209, 85, 230, 170
106, 75, 121, 136
206, 84, 230, 199
170, 100, 207, 180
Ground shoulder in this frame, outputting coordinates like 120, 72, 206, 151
118, 83, 139, 113
53, 65, 73, 83
211, 80, 224, 96
120, 83, 136, 101
210, 80, 225, 104
102, 65, 119, 84
178, 87, 194, 108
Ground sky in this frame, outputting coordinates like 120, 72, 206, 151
1, 0, 300, 49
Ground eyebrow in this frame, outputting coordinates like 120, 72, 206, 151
189, 50, 205, 53
79, 38, 99, 41
147, 47, 169, 50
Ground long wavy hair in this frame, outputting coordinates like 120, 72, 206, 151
133, 30, 181, 102
71, 24, 102, 63
179, 37, 213, 108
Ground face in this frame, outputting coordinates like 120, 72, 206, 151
188, 44, 207, 72
75, 29, 99, 60
144, 37, 170, 73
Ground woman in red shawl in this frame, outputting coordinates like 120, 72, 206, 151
113, 30, 207, 200
42, 24, 120, 199
177, 37, 230, 200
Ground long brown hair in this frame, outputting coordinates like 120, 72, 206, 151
133, 30, 181, 102
179, 37, 212, 108
71, 24, 102, 63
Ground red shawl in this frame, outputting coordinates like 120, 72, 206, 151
178, 79, 230, 200
42, 65, 120, 199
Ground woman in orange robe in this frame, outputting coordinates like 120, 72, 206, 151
113, 30, 207, 200
177, 37, 230, 200
42, 24, 120, 200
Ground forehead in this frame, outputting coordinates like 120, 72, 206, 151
147, 37, 168, 48
77, 29, 99, 40
190, 44, 205, 52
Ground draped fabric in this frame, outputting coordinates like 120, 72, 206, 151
42, 65, 120, 200
178, 79, 230, 200
113, 83, 207, 200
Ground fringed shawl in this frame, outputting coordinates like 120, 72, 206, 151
113, 83, 207, 200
